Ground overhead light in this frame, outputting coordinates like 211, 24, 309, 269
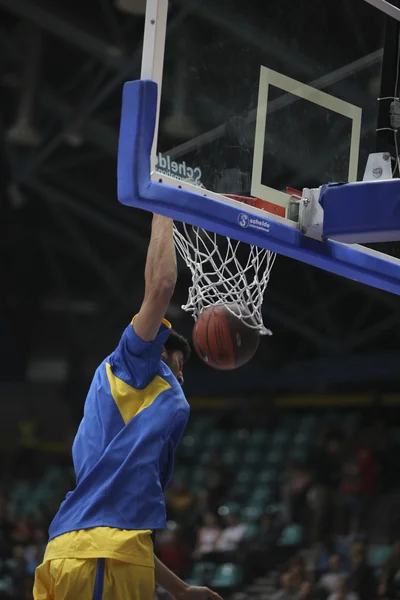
7, 118, 41, 147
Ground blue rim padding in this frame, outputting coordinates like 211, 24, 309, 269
117, 79, 400, 295
320, 179, 400, 243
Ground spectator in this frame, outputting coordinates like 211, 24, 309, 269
348, 543, 375, 600
273, 571, 311, 600
193, 512, 221, 560
191, 488, 212, 524
282, 461, 312, 525
327, 576, 359, 600
214, 513, 246, 557
204, 455, 233, 509
357, 443, 377, 532
245, 514, 281, 581
165, 477, 194, 522
319, 554, 346, 596
378, 539, 400, 598
6, 545, 27, 598
310, 435, 343, 544
338, 451, 360, 535
157, 529, 190, 579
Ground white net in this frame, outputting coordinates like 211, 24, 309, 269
173, 222, 276, 335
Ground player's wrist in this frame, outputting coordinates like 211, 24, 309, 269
167, 579, 190, 600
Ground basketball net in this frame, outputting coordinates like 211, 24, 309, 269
173, 194, 278, 336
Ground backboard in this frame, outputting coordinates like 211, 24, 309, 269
117, 0, 400, 295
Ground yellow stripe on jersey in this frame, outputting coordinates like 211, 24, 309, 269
106, 363, 171, 425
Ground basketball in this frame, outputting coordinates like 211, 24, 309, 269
192, 304, 260, 370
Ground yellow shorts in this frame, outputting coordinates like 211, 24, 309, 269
33, 557, 155, 600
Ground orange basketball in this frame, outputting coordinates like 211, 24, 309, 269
192, 304, 260, 370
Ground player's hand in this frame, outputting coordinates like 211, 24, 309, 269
177, 585, 223, 600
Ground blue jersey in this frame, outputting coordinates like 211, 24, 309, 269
48, 318, 190, 540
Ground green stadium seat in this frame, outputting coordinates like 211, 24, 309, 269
174, 466, 190, 481
250, 486, 272, 503
181, 434, 198, 448
199, 452, 213, 466
219, 502, 241, 517
229, 429, 250, 445
191, 467, 206, 485
184, 578, 203, 587
244, 522, 259, 540
205, 431, 226, 449
211, 564, 243, 588
42, 467, 64, 485
279, 524, 303, 546
272, 430, 289, 445
237, 469, 256, 484
222, 449, 240, 466
267, 450, 284, 466
294, 432, 310, 445
289, 448, 307, 462
367, 545, 392, 568
191, 561, 216, 580
241, 502, 265, 521
251, 429, 268, 445
230, 482, 251, 499
243, 450, 263, 465
259, 469, 277, 484
265, 502, 284, 515
298, 415, 317, 431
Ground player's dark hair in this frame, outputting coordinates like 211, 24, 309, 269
165, 330, 191, 363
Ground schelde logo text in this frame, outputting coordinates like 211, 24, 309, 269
155, 152, 202, 184
238, 213, 270, 232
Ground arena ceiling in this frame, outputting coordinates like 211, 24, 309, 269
1, 0, 400, 393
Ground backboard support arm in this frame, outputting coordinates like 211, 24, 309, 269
141, 0, 168, 172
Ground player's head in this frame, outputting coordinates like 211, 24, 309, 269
162, 330, 191, 386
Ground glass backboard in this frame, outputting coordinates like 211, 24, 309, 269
156, 0, 389, 197
115, 0, 400, 295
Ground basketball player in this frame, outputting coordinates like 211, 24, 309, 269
33, 214, 223, 600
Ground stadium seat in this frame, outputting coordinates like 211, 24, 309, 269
294, 431, 311, 445
222, 448, 240, 466
272, 429, 289, 445
42, 467, 64, 485
298, 415, 317, 431
266, 450, 284, 466
250, 486, 272, 503
211, 564, 243, 588
250, 429, 268, 445
220, 502, 241, 515
289, 448, 307, 462
259, 469, 278, 484
367, 544, 392, 568
241, 502, 265, 521
279, 524, 303, 546
244, 522, 259, 540
205, 430, 226, 449
191, 562, 216, 578
243, 450, 263, 465
174, 466, 190, 481
237, 469, 256, 484
230, 482, 251, 500
191, 467, 206, 485
199, 452, 213, 466
181, 434, 198, 449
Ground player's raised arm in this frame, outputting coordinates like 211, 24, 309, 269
133, 214, 177, 342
